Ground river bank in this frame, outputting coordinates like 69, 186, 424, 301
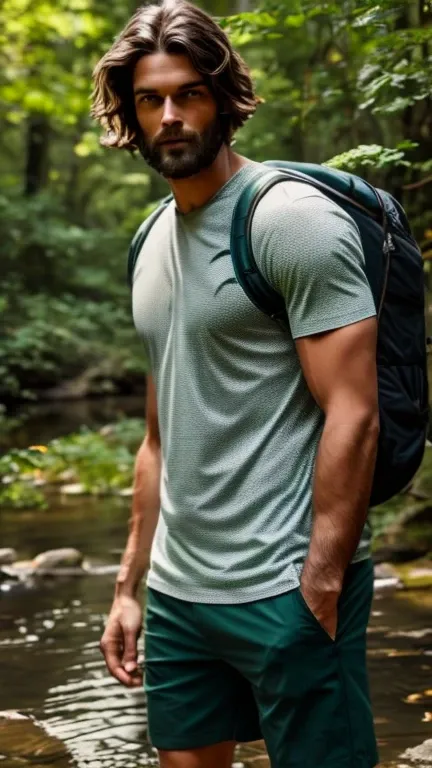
1, 398, 431, 767
1, 397, 432, 567
0, 496, 431, 768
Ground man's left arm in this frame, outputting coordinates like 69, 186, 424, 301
296, 316, 380, 640
251, 188, 380, 638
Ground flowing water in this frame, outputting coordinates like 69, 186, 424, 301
1, 400, 431, 768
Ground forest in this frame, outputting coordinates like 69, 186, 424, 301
1, 0, 431, 407
1, 7, 432, 764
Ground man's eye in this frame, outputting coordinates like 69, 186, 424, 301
185, 90, 201, 98
139, 95, 158, 105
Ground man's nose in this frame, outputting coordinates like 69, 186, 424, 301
161, 97, 182, 127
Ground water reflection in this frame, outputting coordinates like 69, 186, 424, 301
0, 500, 431, 768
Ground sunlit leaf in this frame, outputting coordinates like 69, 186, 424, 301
120, 174, 150, 187
327, 48, 343, 63
284, 14, 306, 28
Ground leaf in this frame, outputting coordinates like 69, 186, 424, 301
327, 48, 343, 64
120, 174, 150, 187
284, 13, 306, 28
352, 6, 382, 28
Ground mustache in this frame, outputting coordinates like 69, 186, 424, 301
155, 129, 198, 146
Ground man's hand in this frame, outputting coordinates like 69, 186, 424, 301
300, 564, 343, 641
100, 595, 143, 687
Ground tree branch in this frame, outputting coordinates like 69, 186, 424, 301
402, 175, 432, 190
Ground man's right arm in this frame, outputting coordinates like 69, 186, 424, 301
100, 375, 161, 687
116, 374, 161, 598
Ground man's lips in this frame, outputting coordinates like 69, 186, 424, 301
158, 138, 190, 146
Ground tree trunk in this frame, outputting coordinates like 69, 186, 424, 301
398, 0, 432, 209
24, 113, 51, 197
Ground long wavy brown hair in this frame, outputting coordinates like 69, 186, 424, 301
91, 0, 261, 151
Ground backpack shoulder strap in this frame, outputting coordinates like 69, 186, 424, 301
230, 170, 292, 330
230, 163, 389, 329
127, 196, 173, 288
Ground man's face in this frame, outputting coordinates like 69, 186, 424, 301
133, 52, 225, 179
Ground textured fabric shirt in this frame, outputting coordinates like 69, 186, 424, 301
132, 161, 377, 603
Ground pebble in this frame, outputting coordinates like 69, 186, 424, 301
0, 549, 17, 565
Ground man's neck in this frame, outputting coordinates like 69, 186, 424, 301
168, 147, 250, 215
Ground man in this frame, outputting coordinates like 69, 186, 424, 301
92, 2, 380, 767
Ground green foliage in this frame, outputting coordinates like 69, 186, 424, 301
0, 191, 147, 400
0, 419, 144, 508
0, 0, 430, 403
0, 481, 47, 510
0, 405, 26, 449
325, 141, 419, 172
0, 0, 121, 126
0, 293, 147, 400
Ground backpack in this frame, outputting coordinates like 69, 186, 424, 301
128, 160, 429, 506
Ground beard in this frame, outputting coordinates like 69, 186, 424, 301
137, 115, 226, 179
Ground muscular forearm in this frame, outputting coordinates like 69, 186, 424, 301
303, 410, 379, 587
115, 437, 161, 598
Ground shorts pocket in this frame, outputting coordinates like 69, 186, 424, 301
294, 587, 336, 644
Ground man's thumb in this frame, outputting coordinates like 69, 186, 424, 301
122, 629, 138, 671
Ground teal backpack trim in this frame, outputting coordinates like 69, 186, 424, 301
264, 160, 383, 216
230, 162, 387, 332
127, 195, 173, 287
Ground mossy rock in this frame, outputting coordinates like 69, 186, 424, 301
372, 497, 432, 562
410, 445, 432, 498
391, 559, 432, 589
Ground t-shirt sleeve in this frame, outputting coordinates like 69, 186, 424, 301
251, 183, 377, 339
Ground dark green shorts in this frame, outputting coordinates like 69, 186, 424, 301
144, 559, 378, 768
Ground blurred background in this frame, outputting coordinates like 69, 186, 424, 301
0, 1, 431, 767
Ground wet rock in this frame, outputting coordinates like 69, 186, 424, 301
0, 548, 17, 565
374, 500, 432, 563
58, 469, 76, 482
118, 487, 133, 497
392, 561, 432, 590
373, 544, 430, 564
0, 568, 16, 583
1, 549, 87, 584
0, 712, 71, 765
60, 483, 86, 496
401, 739, 432, 764
0, 549, 122, 586
374, 563, 399, 579
388, 502, 432, 534
0, 711, 29, 720
33, 548, 84, 570
87, 563, 120, 575
1, 560, 34, 581
373, 563, 403, 591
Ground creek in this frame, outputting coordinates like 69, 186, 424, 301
0, 398, 431, 768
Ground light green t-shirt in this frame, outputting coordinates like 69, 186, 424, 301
132, 162, 376, 604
